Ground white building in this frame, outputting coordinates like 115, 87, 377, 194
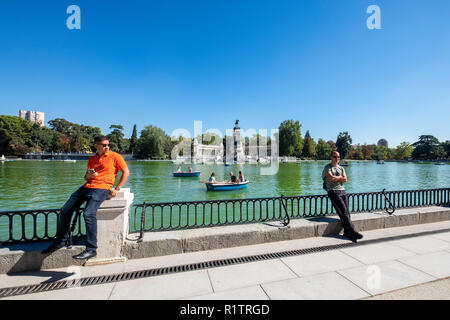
19, 110, 45, 127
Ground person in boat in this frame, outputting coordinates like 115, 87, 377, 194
41, 136, 129, 260
188, 166, 193, 172
229, 172, 238, 183
176, 166, 182, 172
322, 150, 362, 243
238, 171, 245, 182
209, 172, 217, 184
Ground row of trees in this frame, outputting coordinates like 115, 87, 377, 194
1, 115, 449, 160
278, 119, 450, 160
0, 115, 132, 156
0, 115, 179, 159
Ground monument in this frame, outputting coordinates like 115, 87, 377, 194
233, 120, 245, 162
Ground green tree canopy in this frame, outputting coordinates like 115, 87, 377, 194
348, 145, 364, 160
0, 115, 32, 155
411, 135, 443, 159
302, 130, 317, 158
135, 125, 170, 159
279, 120, 303, 157
107, 124, 128, 153
394, 142, 413, 160
30, 124, 55, 153
375, 145, 388, 161
47, 118, 101, 153
129, 124, 138, 154
48, 118, 72, 133
196, 132, 222, 146
335, 132, 353, 159
316, 138, 332, 159
442, 140, 450, 158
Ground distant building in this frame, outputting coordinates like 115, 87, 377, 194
377, 139, 388, 148
19, 110, 45, 127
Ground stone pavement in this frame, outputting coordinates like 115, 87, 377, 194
1, 220, 449, 300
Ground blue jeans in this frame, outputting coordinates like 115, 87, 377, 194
56, 187, 110, 251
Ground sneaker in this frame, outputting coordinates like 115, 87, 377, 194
353, 230, 363, 240
343, 230, 358, 243
72, 249, 97, 260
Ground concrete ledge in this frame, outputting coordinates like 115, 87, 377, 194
2, 206, 449, 274
123, 206, 450, 260
0, 242, 85, 274
0, 188, 133, 274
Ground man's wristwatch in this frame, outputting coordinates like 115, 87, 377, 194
115, 187, 121, 191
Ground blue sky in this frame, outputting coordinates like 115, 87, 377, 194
0, 0, 449, 147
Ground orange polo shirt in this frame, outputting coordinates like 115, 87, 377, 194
84, 151, 128, 190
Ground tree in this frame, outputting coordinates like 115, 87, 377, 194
442, 141, 450, 158
30, 124, 54, 152
107, 125, 127, 153
84, 126, 102, 152
279, 120, 303, 157
411, 135, 442, 160
302, 130, 316, 158
0, 115, 33, 155
327, 140, 336, 150
361, 144, 375, 160
134, 125, 170, 159
196, 132, 222, 146
375, 145, 388, 160
348, 144, 364, 160
48, 118, 72, 134
394, 142, 413, 160
129, 124, 138, 154
335, 132, 352, 159
69, 124, 88, 152
316, 138, 332, 159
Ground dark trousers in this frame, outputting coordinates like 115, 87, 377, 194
328, 190, 354, 231
56, 187, 110, 251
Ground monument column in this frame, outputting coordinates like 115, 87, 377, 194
233, 120, 244, 162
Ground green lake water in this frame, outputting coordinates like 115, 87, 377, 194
0, 160, 449, 240
1, 160, 449, 211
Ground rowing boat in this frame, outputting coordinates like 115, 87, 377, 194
173, 171, 201, 177
201, 180, 249, 191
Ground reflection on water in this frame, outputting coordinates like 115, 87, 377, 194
0, 160, 449, 210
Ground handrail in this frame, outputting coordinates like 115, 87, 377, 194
280, 195, 290, 227
1, 187, 449, 244
130, 187, 450, 233
382, 188, 396, 215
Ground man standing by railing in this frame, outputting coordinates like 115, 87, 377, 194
322, 151, 363, 243
41, 136, 130, 259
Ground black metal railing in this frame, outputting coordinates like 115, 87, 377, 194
1, 188, 449, 244
130, 188, 450, 235
0, 208, 85, 245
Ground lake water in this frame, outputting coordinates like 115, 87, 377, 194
1, 160, 449, 211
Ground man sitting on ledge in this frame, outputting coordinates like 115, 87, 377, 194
42, 136, 130, 260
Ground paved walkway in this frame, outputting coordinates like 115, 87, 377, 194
1, 221, 450, 300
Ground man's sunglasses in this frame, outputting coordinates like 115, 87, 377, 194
332, 156, 340, 158
96, 143, 110, 147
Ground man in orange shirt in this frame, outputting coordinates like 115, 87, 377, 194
42, 136, 130, 259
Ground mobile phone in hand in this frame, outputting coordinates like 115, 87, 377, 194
88, 169, 95, 174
